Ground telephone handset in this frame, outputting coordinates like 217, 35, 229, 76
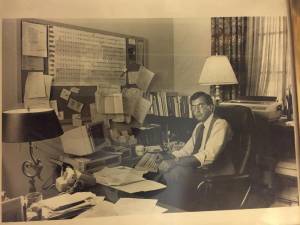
55, 167, 96, 193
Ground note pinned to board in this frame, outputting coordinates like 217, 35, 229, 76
132, 97, 152, 124
24, 72, 46, 98
128, 71, 139, 85
24, 73, 53, 109
70, 87, 80, 94
104, 93, 123, 114
136, 66, 155, 91
22, 22, 47, 57
60, 88, 71, 101
122, 88, 143, 115
67, 98, 84, 113
72, 114, 82, 127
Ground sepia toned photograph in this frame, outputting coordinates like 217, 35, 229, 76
1, 0, 300, 224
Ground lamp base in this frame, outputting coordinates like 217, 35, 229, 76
214, 85, 221, 105
22, 142, 43, 193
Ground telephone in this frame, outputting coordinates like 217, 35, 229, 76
55, 167, 96, 193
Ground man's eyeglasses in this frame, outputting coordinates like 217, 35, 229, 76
191, 103, 208, 110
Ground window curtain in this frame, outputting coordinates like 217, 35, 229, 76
211, 17, 248, 100
245, 16, 292, 102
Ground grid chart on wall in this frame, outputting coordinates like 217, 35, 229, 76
48, 25, 126, 86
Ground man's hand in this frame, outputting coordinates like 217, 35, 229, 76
158, 159, 176, 173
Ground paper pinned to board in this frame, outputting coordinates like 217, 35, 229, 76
22, 22, 47, 57
104, 93, 123, 114
136, 66, 155, 91
24, 72, 46, 98
67, 98, 84, 113
24, 73, 53, 109
128, 71, 139, 84
49, 100, 58, 116
70, 87, 80, 94
122, 88, 143, 115
132, 97, 152, 124
60, 88, 71, 101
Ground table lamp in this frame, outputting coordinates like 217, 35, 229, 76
199, 55, 238, 104
2, 108, 63, 193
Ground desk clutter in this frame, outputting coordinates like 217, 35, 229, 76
3, 192, 168, 221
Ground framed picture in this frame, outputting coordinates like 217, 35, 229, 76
1, 0, 300, 224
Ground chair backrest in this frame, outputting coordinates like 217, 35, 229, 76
214, 105, 256, 175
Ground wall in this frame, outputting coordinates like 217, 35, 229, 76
173, 18, 211, 95
49, 18, 175, 91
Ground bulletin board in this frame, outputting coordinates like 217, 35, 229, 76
20, 19, 146, 122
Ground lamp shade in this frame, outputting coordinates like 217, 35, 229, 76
2, 108, 63, 143
199, 55, 238, 85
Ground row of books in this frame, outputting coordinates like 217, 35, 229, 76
274, 159, 299, 206
144, 92, 193, 118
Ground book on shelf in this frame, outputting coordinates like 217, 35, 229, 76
147, 92, 192, 118
277, 187, 299, 203
275, 159, 298, 177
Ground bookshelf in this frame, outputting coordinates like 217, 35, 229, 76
269, 119, 299, 206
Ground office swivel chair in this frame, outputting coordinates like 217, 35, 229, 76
193, 105, 257, 211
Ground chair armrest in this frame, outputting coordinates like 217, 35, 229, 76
197, 174, 250, 190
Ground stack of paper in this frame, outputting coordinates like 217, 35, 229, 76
24, 72, 53, 109
34, 192, 97, 219
75, 197, 167, 218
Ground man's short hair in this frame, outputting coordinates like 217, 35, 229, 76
190, 91, 214, 106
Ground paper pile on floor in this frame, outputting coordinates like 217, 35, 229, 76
76, 197, 167, 218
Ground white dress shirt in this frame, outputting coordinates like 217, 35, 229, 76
172, 113, 233, 167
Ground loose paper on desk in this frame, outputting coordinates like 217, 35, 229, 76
136, 66, 155, 91
22, 22, 47, 57
75, 197, 118, 218
122, 88, 142, 115
93, 166, 145, 186
114, 198, 159, 215
104, 93, 123, 114
114, 179, 166, 194
132, 97, 152, 124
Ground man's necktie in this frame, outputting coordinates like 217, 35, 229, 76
192, 123, 205, 154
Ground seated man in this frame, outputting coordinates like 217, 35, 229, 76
157, 91, 234, 210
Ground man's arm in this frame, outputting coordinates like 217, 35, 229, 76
193, 119, 232, 166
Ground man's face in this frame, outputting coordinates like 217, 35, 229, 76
191, 96, 213, 122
